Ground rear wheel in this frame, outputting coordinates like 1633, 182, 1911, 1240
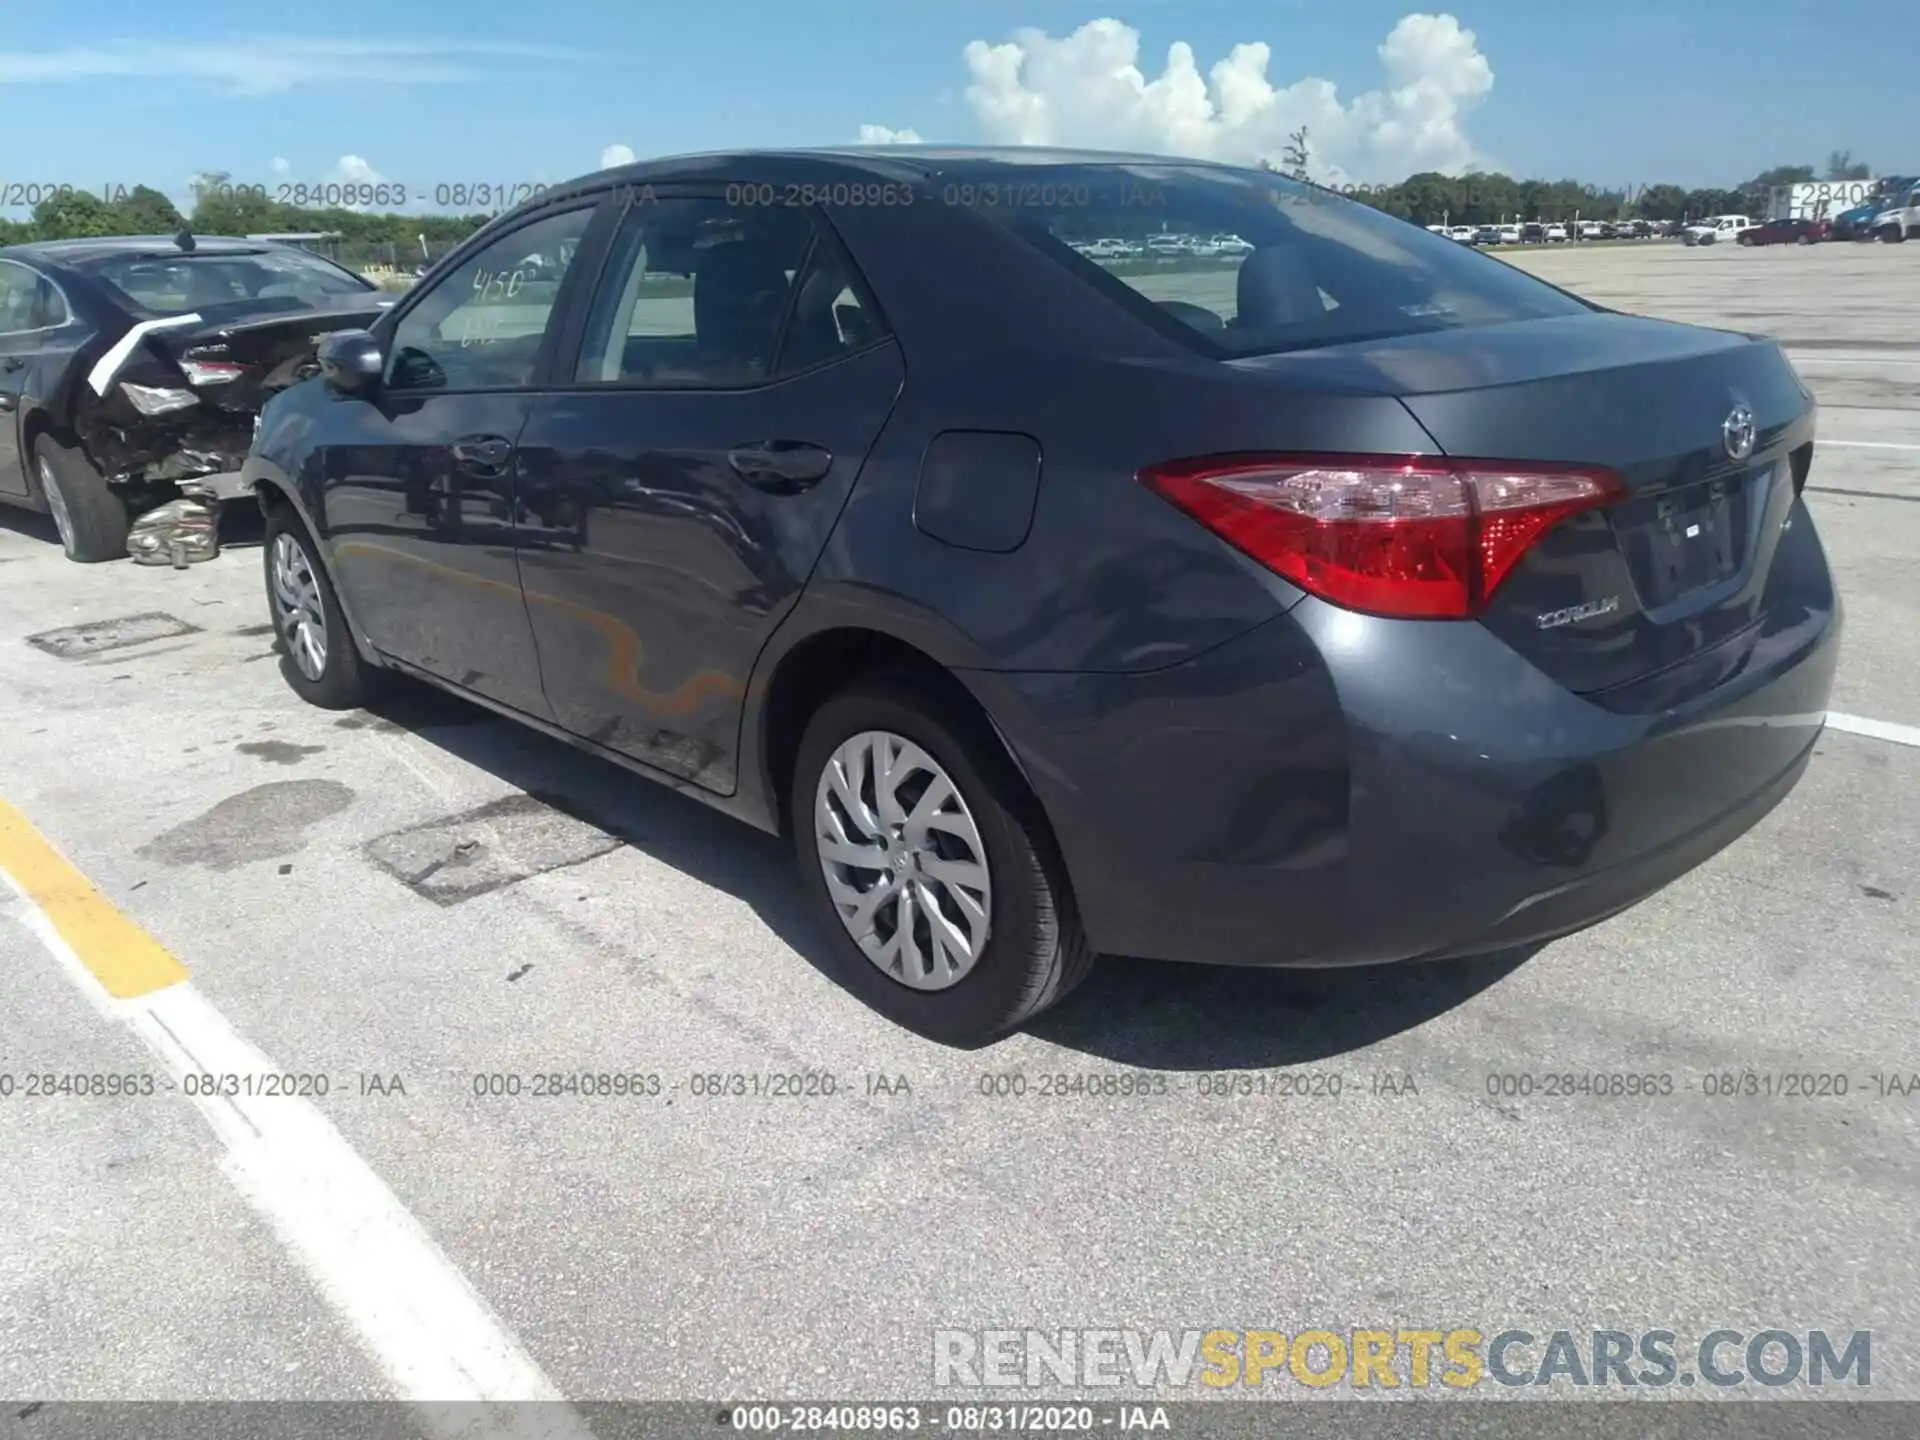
32, 433, 128, 563
262, 503, 382, 709
791, 674, 1094, 1045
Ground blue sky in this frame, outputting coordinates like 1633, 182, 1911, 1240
4, 0, 1914, 216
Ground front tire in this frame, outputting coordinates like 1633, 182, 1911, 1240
791, 674, 1095, 1045
262, 504, 382, 709
32, 434, 128, 563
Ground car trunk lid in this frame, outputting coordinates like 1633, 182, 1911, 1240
149, 293, 395, 412
1230, 311, 1819, 705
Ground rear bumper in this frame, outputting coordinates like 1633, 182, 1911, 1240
971, 558, 1841, 970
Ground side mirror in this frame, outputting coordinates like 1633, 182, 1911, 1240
317, 329, 385, 395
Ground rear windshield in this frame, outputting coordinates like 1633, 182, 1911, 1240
950, 161, 1591, 356
81, 249, 374, 318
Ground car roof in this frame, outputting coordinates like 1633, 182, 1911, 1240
531, 144, 1272, 206
0, 234, 300, 266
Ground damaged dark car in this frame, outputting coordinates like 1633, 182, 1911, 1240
0, 233, 392, 562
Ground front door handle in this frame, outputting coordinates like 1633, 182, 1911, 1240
727, 440, 832, 494
450, 434, 514, 477
1, 357, 24, 373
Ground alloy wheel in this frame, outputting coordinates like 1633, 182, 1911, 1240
813, 729, 992, 990
38, 459, 75, 554
269, 531, 329, 681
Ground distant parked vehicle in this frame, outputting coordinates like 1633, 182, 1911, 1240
1497, 223, 1522, 244
1872, 181, 1920, 243
1544, 224, 1570, 242
1448, 226, 1476, 243
1520, 222, 1546, 243
0, 231, 389, 561
1208, 233, 1253, 256
1577, 221, 1606, 240
1739, 216, 1831, 246
1475, 224, 1503, 245
1831, 178, 1917, 240
1684, 215, 1756, 246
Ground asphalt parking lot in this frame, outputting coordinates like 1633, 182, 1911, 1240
1, 240, 1916, 1416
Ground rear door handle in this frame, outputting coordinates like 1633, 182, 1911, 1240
727, 440, 833, 494
450, 434, 514, 477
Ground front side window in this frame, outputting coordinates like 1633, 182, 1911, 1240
0, 260, 70, 334
387, 206, 597, 391
83, 249, 371, 318
952, 161, 1592, 356
574, 197, 859, 387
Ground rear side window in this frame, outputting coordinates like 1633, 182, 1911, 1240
571, 198, 885, 388
0, 260, 69, 333
951, 161, 1591, 355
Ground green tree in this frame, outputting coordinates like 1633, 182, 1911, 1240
29, 188, 121, 238
1636, 184, 1689, 221
108, 185, 185, 234
1825, 150, 1870, 181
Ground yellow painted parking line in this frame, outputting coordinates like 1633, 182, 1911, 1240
0, 795, 189, 998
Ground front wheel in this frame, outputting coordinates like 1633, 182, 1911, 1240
32, 433, 128, 562
792, 674, 1095, 1045
262, 504, 383, 709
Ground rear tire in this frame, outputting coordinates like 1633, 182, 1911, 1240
262, 503, 383, 710
32, 433, 127, 563
791, 673, 1095, 1045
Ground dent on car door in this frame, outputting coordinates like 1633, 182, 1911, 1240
512, 195, 905, 792
318, 202, 604, 717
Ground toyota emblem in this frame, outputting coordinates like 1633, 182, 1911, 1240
1723, 405, 1757, 461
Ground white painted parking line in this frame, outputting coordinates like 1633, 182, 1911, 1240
1826, 712, 1920, 748
1820, 440, 1920, 451
0, 810, 596, 1439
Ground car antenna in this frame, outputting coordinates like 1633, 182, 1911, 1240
175, 226, 197, 253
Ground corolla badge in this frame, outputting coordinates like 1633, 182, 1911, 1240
1723, 404, 1757, 461
1536, 595, 1620, 630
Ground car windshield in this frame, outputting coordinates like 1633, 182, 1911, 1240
955, 161, 1589, 357
81, 248, 373, 318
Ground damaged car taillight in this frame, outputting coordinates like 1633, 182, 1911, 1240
179, 359, 247, 386
120, 382, 199, 416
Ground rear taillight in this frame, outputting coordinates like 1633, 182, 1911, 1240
1140, 453, 1624, 619
179, 359, 246, 386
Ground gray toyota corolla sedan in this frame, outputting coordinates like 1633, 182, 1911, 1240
244, 147, 1841, 1043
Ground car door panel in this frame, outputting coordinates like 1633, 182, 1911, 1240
514, 341, 905, 791
322, 391, 548, 712
316, 200, 609, 718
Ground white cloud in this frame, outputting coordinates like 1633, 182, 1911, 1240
270, 156, 290, 174
0, 38, 582, 96
857, 124, 924, 144
959, 12, 1494, 183
600, 143, 637, 168
331, 155, 384, 185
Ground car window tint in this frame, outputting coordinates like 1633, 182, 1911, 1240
573, 198, 814, 386
387, 206, 596, 391
0, 260, 69, 334
956, 161, 1590, 356
776, 241, 887, 376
